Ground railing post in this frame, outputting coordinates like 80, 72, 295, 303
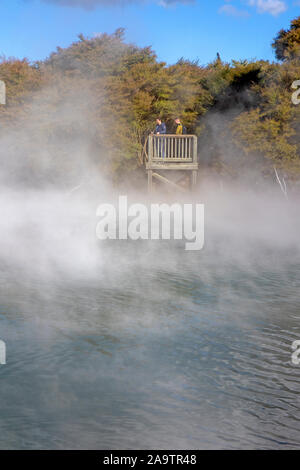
147, 134, 196, 162
148, 135, 153, 163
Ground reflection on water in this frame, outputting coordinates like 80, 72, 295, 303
0, 238, 300, 449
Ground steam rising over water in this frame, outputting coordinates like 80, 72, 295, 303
0, 185, 300, 449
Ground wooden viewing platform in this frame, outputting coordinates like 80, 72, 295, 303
145, 134, 198, 193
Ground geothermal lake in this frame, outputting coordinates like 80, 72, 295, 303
0, 190, 300, 449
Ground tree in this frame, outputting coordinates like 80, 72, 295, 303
272, 16, 300, 61
0, 22, 300, 185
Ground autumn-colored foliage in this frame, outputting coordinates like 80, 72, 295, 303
0, 18, 299, 185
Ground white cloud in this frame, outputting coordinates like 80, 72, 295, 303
247, 0, 287, 16
219, 4, 250, 17
160, 0, 194, 4
40, 0, 194, 8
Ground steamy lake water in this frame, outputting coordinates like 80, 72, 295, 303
0, 189, 300, 449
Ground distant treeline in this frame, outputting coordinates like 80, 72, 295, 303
0, 17, 299, 185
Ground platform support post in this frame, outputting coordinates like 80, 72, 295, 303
191, 170, 197, 190
148, 170, 153, 193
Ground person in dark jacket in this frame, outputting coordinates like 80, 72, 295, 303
154, 118, 166, 135
154, 118, 166, 158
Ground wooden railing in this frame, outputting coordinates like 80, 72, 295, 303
148, 134, 197, 163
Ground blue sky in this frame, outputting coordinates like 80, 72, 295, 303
0, 0, 299, 65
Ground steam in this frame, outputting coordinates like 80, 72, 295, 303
0, 65, 299, 281
0, 11, 299, 451
1, 65, 299, 451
